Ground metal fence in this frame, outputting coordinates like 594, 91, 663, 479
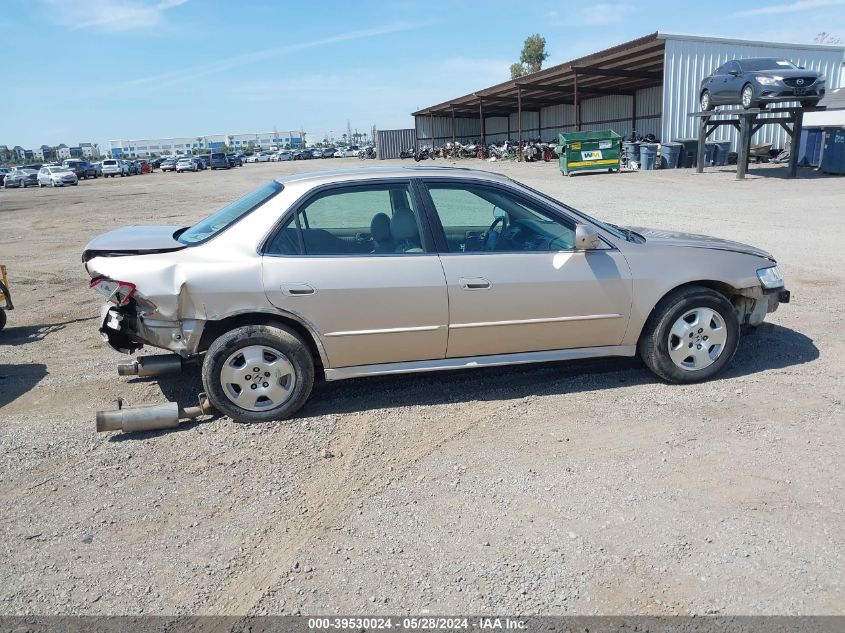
376, 129, 417, 160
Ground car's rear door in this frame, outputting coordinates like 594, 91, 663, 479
261, 180, 449, 368
419, 179, 632, 359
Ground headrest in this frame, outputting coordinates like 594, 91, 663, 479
370, 213, 391, 242
391, 208, 419, 241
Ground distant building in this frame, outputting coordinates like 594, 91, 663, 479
108, 131, 304, 158
0, 141, 100, 164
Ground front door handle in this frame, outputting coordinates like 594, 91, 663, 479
459, 277, 491, 290
281, 283, 315, 296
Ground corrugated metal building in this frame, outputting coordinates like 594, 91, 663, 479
413, 32, 844, 152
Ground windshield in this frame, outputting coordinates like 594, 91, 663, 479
741, 58, 796, 71
178, 180, 284, 245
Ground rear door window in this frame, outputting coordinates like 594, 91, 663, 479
265, 183, 427, 256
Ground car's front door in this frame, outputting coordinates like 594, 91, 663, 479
421, 181, 632, 359
262, 181, 449, 368
723, 61, 744, 102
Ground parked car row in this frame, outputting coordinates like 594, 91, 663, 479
242, 146, 361, 162
160, 152, 244, 173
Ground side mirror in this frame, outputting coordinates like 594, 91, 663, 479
575, 224, 600, 250
729, 69, 740, 76
493, 207, 506, 219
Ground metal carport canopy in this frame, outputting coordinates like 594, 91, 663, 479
412, 32, 665, 118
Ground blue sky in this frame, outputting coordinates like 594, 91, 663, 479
2, 0, 844, 149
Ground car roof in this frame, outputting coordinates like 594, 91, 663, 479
273, 166, 516, 187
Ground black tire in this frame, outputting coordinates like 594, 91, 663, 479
0, 308, 6, 331
741, 84, 757, 109
638, 286, 740, 384
202, 324, 315, 423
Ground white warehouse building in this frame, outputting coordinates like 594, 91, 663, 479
413, 32, 844, 152
109, 131, 304, 158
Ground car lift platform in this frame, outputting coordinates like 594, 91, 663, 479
688, 105, 834, 180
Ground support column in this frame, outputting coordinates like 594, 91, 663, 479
479, 97, 485, 146
517, 86, 523, 161
788, 109, 803, 178
696, 115, 708, 174
451, 107, 456, 144
429, 113, 434, 149
574, 71, 581, 131
631, 90, 638, 134
737, 114, 750, 180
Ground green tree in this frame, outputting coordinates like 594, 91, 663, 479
510, 63, 527, 79
510, 33, 549, 78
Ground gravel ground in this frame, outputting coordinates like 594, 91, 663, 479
0, 159, 842, 616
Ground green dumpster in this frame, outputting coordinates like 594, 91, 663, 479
557, 130, 622, 176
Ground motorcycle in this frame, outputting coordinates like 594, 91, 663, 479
414, 147, 435, 161
358, 146, 377, 159
399, 147, 416, 159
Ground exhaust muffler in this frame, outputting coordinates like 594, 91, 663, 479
96, 394, 213, 433
117, 354, 182, 377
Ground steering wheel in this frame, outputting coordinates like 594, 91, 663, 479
484, 215, 506, 251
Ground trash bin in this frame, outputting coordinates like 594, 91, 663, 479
558, 130, 622, 176
713, 141, 731, 166
820, 128, 845, 175
660, 142, 682, 169
704, 141, 718, 166
798, 128, 824, 167
639, 143, 658, 170
674, 138, 699, 168
622, 141, 640, 168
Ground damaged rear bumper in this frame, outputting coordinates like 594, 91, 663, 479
100, 304, 204, 357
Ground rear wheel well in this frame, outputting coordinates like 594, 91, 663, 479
198, 313, 325, 381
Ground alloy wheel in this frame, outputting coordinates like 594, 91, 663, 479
667, 307, 727, 371
741, 85, 753, 108
220, 345, 296, 411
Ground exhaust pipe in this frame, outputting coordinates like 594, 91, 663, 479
96, 394, 213, 433
117, 354, 182, 377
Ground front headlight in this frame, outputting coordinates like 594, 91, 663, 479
757, 265, 784, 289
756, 76, 782, 85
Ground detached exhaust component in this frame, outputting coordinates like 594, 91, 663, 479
117, 354, 183, 377
96, 394, 213, 433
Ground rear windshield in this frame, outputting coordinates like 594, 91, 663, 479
211, 153, 225, 159
178, 180, 284, 245
103, 160, 117, 165
740, 58, 796, 71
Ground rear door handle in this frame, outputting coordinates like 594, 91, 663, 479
459, 277, 491, 290
281, 283, 315, 296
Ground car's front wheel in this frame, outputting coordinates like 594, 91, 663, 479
700, 90, 713, 111
638, 286, 740, 383
202, 324, 315, 423
741, 84, 756, 109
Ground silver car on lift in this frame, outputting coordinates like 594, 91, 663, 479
83, 167, 789, 423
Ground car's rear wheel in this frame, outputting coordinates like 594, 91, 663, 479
638, 286, 740, 383
202, 324, 314, 423
741, 84, 756, 109
700, 90, 713, 111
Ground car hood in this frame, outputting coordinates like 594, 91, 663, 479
626, 226, 774, 260
752, 68, 820, 78
83, 225, 186, 262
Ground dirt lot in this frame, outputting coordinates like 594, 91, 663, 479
0, 159, 843, 616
